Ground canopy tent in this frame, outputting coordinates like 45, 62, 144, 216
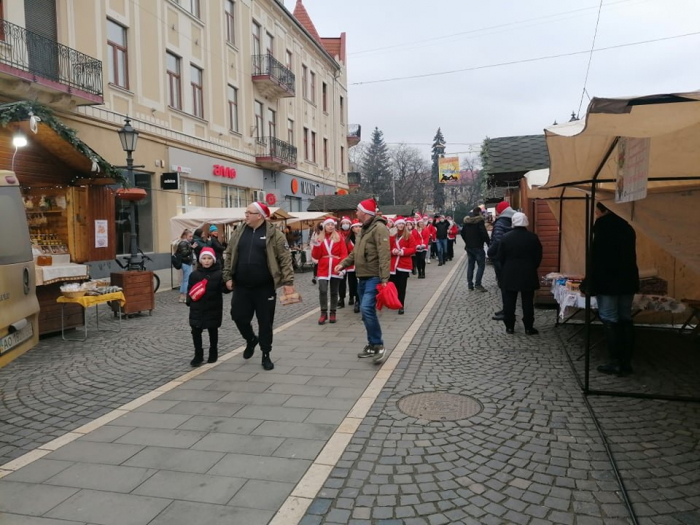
170, 207, 292, 240
541, 89, 700, 401
284, 211, 333, 228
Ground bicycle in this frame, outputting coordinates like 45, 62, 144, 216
114, 248, 161, 293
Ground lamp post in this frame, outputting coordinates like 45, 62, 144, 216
117, 118, 141, 271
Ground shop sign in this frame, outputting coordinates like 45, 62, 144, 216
291, 178, 299, 194
300, 180, 317, 196
170, 165, 191, 174
615, 137, 650, 203
160, 172, 179, 190
265, 193, 277, 206
213, 165, 237, 179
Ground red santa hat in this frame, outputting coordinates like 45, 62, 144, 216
357, 198, 377, 216
394, 216, 406, 225
199, 246, 216, 262
496, 201, 511, 215
322, 217, 337, 227
351, 219, 361, 226
340, 216, 352, 224
252, 201, 271, 218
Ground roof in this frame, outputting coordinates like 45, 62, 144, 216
307, 193, 372, 212
483, 134, 550, 175
291, 1, 346, 63
0, 101, 124, 184
292, 0, 321, 42
378, 205, 415, 217
482, 185, 509, 204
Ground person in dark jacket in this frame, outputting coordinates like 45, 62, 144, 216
433, 214, 450, 265
497, 212, 543, 335
487, 201, 515, 320
582, 202, 639, 376
208, 225, 225, 262
461, 207, 491, 292
192, 228, 210, 263
175, 229, 195, 303
186, 247, 229, 366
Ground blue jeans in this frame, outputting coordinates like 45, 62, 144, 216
357, 277, 383, 345
180, 263, 193, 293
466, 248, 486, 287
596, 294, 634, 323
436, 239, 448, 263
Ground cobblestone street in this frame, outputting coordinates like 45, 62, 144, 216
1, 253, 699, 525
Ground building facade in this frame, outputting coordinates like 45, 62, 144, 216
0, 0, 355, 273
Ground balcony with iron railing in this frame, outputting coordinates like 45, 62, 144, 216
251, 53, 295, 99
0, 18, 103, 105
347, 124, 361, 147
255, 136, 297, 171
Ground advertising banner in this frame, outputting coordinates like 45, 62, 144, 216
615, 137, 650, 203
438, 157, 460, 184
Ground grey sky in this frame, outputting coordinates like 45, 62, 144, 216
292, 0, 700, 160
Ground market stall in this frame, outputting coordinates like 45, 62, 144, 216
542, 90, 700, 401
169, 206, 293, 241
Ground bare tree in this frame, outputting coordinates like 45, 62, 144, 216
388, 144, 432, 211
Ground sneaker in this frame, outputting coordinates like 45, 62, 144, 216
348, 297, 354, 305
357, 344, 375, 358
506, 328, 515, 335
337, 299, 345, 309
398, 308, 404, 315
426, 259, 431, 264
243, 336, 258, 359
318, 313, 327, 325
492, 311, 505, 321
312, 278, 317, 285
329, 312, 337, 323
525, 328, 539, 335
207, 351, 218, 363
468, 284, 474, 291
190, 357, 203, 367
262, 352, 274, 371
353, 303, 360, 314
475, 285, 487, 292
372, 345, 387, 364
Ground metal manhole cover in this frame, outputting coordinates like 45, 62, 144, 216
397, 393, 483, 421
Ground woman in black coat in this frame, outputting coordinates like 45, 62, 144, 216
186, 247, 229, 366
497, 212, 543, 335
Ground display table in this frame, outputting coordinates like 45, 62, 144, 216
56, 292, 126, 341
34, 255, 89, 286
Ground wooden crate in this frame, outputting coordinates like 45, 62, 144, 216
37, 283, 84, 335
110, 271, 155, 315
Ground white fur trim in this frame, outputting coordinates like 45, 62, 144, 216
357, 202, 375, 215
253, 202, 268, 217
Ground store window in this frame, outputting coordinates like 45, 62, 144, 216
181, 179, 206, 213
225, 0, 235, 45
115, 172, 153, 254
191, 65, 203, 118
107, 19, 128, 89
285, 196, 302, 213
223, 185, 248, 208
166, 52, 182, 110
227, 85, 239, 133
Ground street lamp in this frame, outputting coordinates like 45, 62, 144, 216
117, 117, 142, 271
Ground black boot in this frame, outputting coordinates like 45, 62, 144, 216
617, 321, 635, 375
348, 297, 354, 305
597, 322, 621, 375
243, 335, 259, 359
262, 351, 274, 371
207, 349, 218, 363
191, 330, 204, 367
338, 298, 345, 309
208, 329, 219, 363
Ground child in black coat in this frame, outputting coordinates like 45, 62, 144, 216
186, 247, 229, 366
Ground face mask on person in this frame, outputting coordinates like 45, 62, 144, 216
341, 224, 350, 231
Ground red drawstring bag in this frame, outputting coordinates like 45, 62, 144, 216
376, 282, 402, 310
188, 278, 208, 302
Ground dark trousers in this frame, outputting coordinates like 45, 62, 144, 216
231, 283, 276, 353
338, 273, 348, 300
466, 247, 486, 286
319, 278, 340, 312
430, 241, 438, 259
447, 239, 455, 260
493, 260, 506, 312
414, 252, 426, 276
503, 290, 535, 330
347, 271, 358, 302
389, 272, 409, 308
191, 327, 218, 360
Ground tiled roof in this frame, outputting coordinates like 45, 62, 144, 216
307, 193, 372, 212
321, 38, 341, 60
483, 135, 550, 175
293, 0, 321, 42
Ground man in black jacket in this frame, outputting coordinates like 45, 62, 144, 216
487, 201, 515, 320
433, 214, 450, 266
461, 207, 490, 292
582, 203, 639, 376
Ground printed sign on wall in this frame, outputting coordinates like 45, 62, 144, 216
615, 137, 650, 203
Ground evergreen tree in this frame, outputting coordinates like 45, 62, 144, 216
361, 127, 393, 204
431, 128, 446, 211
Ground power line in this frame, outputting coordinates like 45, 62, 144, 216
349, 0, 646, 57
578, 0, 605, 118
350, 31, 700, 86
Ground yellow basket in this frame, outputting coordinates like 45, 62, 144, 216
61, 290, 87, 299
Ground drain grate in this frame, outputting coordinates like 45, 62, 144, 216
397, 392, 483, 421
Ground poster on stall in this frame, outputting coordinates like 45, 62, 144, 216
615, 137, 650, 203
95, 220, 108, 248
438, 157, 460, 184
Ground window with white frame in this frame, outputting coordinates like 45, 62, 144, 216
287, 119, 294, 145
191, 65, 204, 118
302, 65, 308, 99
268, 108, 276, 139
175, 0, 200, 18
181, 179, 206, 213
254, 100, 264, 141
227, 85, 239, 133
225, 0, 235, 45
166, 52, 182, 109
107, 19, 128, 89
223, 185, 248, 208
266, 31, 274, 57
310, 71, 316, 103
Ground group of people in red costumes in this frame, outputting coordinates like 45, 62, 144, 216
311, 212, 444, 324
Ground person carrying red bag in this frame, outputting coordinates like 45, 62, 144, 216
413, 217, 431, 278
311, 217, 348, 324
389, 217, 417, 314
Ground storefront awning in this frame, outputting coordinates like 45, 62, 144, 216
170, 207, 292, 240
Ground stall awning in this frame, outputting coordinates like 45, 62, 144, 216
170, 207, 292, 240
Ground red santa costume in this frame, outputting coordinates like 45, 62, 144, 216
311, 218, 348, 324
389, 217, 417, 314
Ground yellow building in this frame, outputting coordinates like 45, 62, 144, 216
0, 0, 356, 277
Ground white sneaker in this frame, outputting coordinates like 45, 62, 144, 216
426, 259, 431, 264
357, 344, 375, 359
372, 345, 387, 364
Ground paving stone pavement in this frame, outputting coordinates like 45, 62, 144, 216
301, 261, 700, 525
0, 270, 322, 465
